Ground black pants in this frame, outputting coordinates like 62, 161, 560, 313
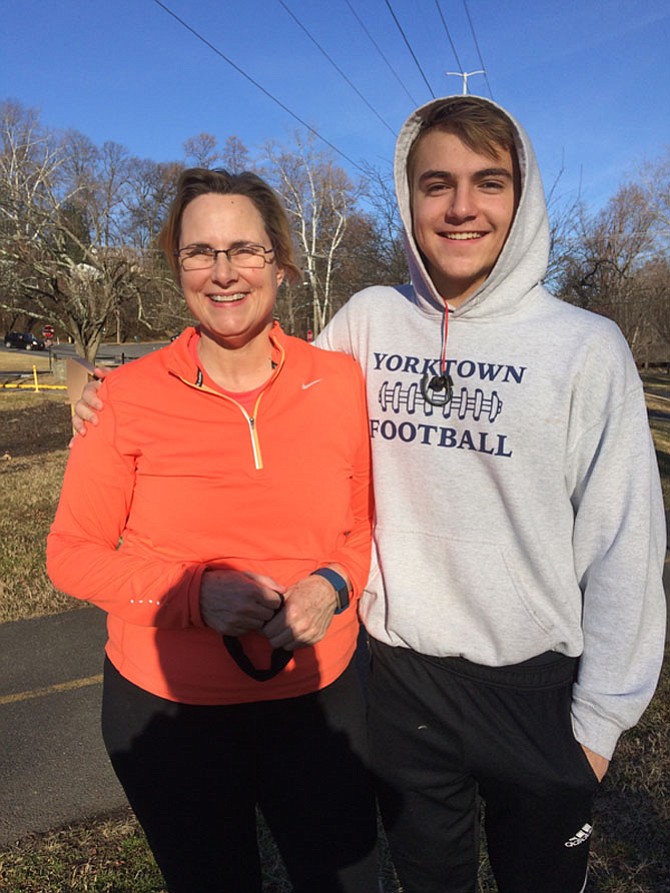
368, 640, 599, 893
102, 657, 378, 893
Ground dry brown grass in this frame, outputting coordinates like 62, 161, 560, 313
0, 392, 73, 622
0, 808, 166, 893
0, 452, 72, 621
0, 350, 52, 373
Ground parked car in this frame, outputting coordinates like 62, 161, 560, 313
4, 332, 46, 351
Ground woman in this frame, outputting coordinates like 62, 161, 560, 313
47, 169, 377, 893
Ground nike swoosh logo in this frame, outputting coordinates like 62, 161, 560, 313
302, 379, 323, 390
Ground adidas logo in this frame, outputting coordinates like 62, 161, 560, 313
564, 823, 593, 848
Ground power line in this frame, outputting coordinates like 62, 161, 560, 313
277, 0, 395, 136
462, 0, 493, 98
384, 0, 436, 99
434, 0, 464, 74
151, 0, 368, 174
343, 0, 419, 106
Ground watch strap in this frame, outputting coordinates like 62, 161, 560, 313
310, 567, 350, 613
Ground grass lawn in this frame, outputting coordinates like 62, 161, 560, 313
0, 391, 73, 622
0, 369, 668, 892
0, 349, 52, 373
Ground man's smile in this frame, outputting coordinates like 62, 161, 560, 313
441, 232, 486, 241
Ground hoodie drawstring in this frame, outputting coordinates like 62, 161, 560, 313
420, 302, 453, 406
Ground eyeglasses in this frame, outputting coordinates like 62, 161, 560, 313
175, 243, 275, 272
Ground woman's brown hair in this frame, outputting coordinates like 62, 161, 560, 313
159, 168, 301, 284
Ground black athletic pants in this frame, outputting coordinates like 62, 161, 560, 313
101, 657, 378, 893
368, 639, 599, 893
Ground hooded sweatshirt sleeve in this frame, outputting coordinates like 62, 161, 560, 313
566, 331, 666, 759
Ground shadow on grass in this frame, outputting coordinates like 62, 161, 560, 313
584, 645, 670, 893
656, 448, 670, 482
589, 787, 670, 891
1, 400, 71, 457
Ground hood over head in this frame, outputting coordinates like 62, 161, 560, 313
394, 95, 550, 320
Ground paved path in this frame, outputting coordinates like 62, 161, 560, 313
1, 530, 669, 849
0, 608, 125, 848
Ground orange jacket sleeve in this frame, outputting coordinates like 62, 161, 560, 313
46, 384, 207, 629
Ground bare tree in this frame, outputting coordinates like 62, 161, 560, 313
640, 147, 670, 245
0, 100, 66, 306
182, 133, 252, 174
634, 255, 670, 364
638, 149, 670, 362
118, 158, 187, 339
359, 162, 408, 286
183, 132, 220, 168
0, 102, 152, 360
221, 136, 252, 174
263, 133, 358, 336
542, 158, 588, 294
123, 158, 182, 251
555, 181, 660, 359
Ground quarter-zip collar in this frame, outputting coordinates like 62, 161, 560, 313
165, 322, 287, 470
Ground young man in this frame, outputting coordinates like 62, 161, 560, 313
318, 96, 666, 893
73, 96, 666, 893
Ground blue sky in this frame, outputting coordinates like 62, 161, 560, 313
2, 0, 669, 214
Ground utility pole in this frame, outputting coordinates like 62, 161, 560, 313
445, 70, 485, 95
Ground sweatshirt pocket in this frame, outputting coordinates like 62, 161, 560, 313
373, 526, 561, 664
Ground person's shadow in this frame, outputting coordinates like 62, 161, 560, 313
101, 567, 401, 892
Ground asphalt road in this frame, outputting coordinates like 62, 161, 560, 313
0, 340, 169, 378
49, 341, 170, 364
1, 544, 669, 850
0, 608, 125, 848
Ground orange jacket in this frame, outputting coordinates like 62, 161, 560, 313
47, 324, 372, 704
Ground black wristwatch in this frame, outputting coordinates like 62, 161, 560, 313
311, 567, 350, 614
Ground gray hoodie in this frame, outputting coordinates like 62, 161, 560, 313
318, 96, 666, 760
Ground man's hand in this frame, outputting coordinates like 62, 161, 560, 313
581, 744, 609, 782
262, 571, 344, 650
200, 569, 285, 636
70, 371, 107, 440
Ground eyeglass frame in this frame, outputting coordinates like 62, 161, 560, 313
174, 242, 276, 272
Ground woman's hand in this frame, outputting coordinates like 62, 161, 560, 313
261, 571, 344, 650
200, 569, 285, 636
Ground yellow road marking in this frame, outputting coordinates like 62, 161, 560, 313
0, 674, 103, 706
